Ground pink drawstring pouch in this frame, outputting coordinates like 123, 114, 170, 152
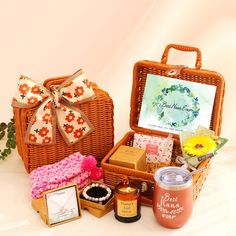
30, 152, 102, 199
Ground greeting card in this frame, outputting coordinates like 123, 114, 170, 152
138, 74, 216, 134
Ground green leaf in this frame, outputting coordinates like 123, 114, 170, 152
6, 140, 11, 148
216, 137, 228, 151
0, 118, 16, 161
0, 122, 7, 131
160, 111, 164, 119
9, 136, 16, 143
1, 152, 7, 157
8, 125, 15, 133
7, 131, 13, 139
5, 148, 11, 155
10, 140, 16, 149
8, 122, 14, 127
0, 131, 5, 140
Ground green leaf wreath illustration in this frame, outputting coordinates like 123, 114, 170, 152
155, 84, 200, 128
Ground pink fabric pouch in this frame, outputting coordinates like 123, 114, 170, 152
30, 152, 94, 199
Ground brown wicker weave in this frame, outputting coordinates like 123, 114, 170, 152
102, 44, 225, 205
14, 75, 114, 173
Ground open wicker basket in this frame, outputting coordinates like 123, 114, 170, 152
102, 44, 225, 205
14, 74, 114, 173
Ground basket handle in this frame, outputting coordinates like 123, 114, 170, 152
161, 44, 202, 69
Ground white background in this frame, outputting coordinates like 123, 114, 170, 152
0, 1, 236, 235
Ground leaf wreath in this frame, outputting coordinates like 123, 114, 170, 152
155, 84, 200, 128
0, 118, 16, 160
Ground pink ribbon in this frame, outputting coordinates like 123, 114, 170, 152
12, 69, 95, 145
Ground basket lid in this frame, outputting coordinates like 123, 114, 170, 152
130, 44, 225, 138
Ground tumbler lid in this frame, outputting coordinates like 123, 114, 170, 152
154, 167, 192, 190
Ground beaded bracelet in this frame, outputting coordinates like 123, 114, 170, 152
82, 183, 112, 204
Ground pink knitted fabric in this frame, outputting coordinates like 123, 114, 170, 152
30, 152, 91, 199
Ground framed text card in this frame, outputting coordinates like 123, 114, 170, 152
44, 184, 81, 226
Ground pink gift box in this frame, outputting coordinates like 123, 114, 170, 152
133, 133, 173, 164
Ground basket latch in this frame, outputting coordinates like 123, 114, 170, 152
127, 177, 154, 199
165, 65, 187, 77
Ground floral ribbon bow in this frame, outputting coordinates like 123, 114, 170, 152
12, 70, 95, 145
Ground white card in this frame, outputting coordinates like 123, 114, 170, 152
45, 185, 80, 225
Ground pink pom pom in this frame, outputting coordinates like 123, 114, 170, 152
82, 156, 97, 171
90, 167, 103, 180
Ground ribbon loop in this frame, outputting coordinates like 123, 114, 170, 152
12, 70, 95, 145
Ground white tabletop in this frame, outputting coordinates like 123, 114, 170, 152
0, 146, 235, 236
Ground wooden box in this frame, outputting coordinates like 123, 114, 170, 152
79, 182, 114, 218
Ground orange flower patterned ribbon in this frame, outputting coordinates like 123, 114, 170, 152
12, 70, 95, 145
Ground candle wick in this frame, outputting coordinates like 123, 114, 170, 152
124, 178, 129, 186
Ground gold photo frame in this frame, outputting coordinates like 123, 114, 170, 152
32, 184, 82, 227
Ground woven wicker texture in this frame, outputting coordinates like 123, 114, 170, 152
102, 44, 225, 205
14, 75, 114, 173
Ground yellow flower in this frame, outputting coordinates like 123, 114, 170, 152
183, 136, 217, 156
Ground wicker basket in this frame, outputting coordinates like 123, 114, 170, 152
102, 44, 225, 205
14, 75, 114, 173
